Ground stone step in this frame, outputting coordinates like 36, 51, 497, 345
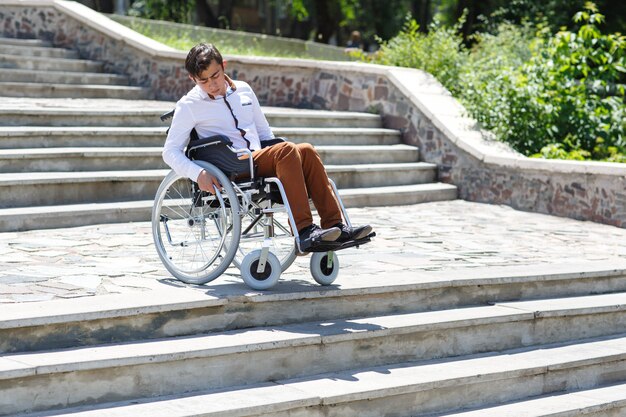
20, 367, 626, 417
0, 127, 400, 148
275, 127, 399, 145
330, 162, 436, 188
0, 68, 129, 85
0, 82, 152, 99
0, 169, 169, 208
5, 299, 626, 416
23, 387, 626, 417
2, 263, 623, 353
268, 335, 626, 417
0, 182, 457, 232
0, 163, 436, 209
436, 383, 626, 416
340, 182, 457, 207
0, 43, 78, 59
0, 147, 167, 172
268, 108, 382, 128
0, 201, 156, 233
0, 37, 51, 48
0, 145, 418, 172
0, 106, 382, 128
0, 53, 103, 72
20, 386, 626, 417
0, 126, 168, 148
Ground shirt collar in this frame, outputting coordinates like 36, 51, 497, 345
198, 74, 237, 100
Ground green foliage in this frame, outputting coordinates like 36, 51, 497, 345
512, 2, 626, 158
374, 16, 468, 95
289, 0, 310, 21
531, 143, 591, 160
482, 0, 587, 33
369, 2, 626, 162
457, 23, 535, 146
128, 0, 195, 24
342, 0, 414, 42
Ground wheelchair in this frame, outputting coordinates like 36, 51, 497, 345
152, 111, 375, 290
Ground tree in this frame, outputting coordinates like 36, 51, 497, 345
312, 0, 337, 43
194, 0, 234, 29
128, 0, 196, 23
411, 0, 431, 31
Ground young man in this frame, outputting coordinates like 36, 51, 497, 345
162, 43, 372, 252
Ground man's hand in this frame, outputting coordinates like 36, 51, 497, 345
197, 169, 222, 194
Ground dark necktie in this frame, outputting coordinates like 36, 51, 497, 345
223, 96, 251, 150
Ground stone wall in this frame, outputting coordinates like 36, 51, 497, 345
2, 0, 625, 227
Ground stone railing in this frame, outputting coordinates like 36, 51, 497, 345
2, 0, 625, 227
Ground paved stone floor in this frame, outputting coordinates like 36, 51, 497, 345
2, 200, 626, 304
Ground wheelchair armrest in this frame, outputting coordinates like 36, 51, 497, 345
261, 137, 287, 149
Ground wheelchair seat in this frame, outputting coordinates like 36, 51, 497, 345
186, 133, 287, 205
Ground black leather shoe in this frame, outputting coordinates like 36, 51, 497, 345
297, 224, 341, 252
334, 223, 373, 242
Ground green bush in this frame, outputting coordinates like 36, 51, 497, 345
531, 143, 590, 160
516, 3, 626, 158
128, 0, 195, 24
374, 17, 467, 96
457, 23, 535, 150
369, 2, 626, 163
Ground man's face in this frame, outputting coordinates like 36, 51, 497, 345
191, 60, 226, 97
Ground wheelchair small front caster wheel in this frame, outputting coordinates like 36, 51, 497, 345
241, 249, 281, 290
310, 251, 339, 286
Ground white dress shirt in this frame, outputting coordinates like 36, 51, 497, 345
162, 80, 274, 182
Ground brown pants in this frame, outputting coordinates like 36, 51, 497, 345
251, 142, 343, 232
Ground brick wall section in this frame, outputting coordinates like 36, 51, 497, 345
2, 1, 625, 227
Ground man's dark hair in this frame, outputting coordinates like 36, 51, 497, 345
185, 43, 223, 79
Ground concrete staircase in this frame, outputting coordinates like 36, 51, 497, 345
3, 263, 626, 416
0, 35, 457, 232
2, 31, 626, 417
0, 37, 151, 99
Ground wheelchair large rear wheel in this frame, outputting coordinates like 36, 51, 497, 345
152, 162, 241, 285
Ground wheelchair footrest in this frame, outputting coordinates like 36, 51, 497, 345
308, 232, 376, 253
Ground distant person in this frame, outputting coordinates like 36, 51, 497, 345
346, 30, 364, 50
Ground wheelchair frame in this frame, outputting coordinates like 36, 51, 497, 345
152, 112, 374, 290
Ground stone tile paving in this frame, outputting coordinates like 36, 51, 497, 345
1, 200, 626, 304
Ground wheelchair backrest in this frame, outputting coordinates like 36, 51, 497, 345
162, 109, 252, 180
187, 134, 252, 179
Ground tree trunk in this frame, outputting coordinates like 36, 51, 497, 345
218, 0, 234, 29
313, 0, 335, 43
412, 0, 431, 32
455, 0, 474, 39
195, 0, 219, 27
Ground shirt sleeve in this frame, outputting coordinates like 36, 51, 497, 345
162, 100, 204, 182
250, 88, 274, 141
